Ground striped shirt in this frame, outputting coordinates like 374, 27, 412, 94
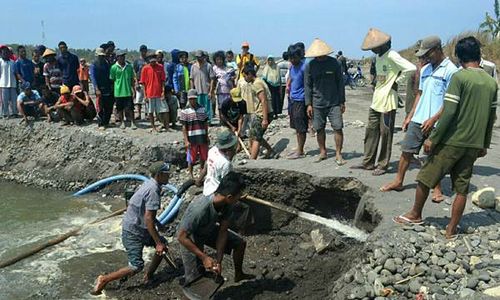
180, 105, 209, 144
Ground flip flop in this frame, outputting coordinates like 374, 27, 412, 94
314, 155, 328, 163
379, 184, 404, 192
431, 194, 446, 203
350, 164, 375, 170
335, 158, 346, 166
372, 168, 387, 176
393, 215, 424, 225
287, 152, 304, 160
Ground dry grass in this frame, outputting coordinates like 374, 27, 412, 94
399, 31, 500, 68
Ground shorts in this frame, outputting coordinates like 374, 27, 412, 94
289, 101, 308, 133
134, 85, 144, 104
400, 121, 428, 154
180, 227, 244, 284
313, 105, 343, 131
147, 97, 169, 114
417, 144, 481, 195
249, 114, 272, 142
115, 96, 133, 111
23, 104, 42, 117
187, 143, 209, 164
122, 230, 167, 272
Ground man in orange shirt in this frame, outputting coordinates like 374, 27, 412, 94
78, 58, 90, 92
140, 53, 170, 132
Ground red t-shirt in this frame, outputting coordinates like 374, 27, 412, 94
140, 63, 165, 98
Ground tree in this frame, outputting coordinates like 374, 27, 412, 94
480, 0, 500, 39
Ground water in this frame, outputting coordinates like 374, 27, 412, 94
0, 182, 127, 299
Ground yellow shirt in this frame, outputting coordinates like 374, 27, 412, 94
372, 50, 416, 113
250, 78, 273, 116
236, 53, 260, 79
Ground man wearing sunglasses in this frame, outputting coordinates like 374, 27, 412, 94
381, 36, 457, 202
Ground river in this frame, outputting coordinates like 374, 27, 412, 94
0, 182, 129, 299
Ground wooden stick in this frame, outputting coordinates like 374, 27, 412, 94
0, 207, 127, 269
394, 272, 424, 285
238, 136, 251, 159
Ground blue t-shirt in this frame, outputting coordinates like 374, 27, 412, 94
412, 58, 458, 125
122, 179, 161, 238
17, 90, 41, 105
14, 58, 35, 84
290, 60, 306, 101
57, 52, 80, 87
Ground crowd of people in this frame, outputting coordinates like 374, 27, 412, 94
1, 29, 498, 295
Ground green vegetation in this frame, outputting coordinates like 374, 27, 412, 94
480, 0, 500, 39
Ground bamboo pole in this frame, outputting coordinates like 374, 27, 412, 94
0, 207, 127, 269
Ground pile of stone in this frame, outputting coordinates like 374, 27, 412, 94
472, 187, 500, 213
331, 224, 500, 299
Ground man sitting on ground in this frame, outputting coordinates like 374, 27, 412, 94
92, 161, 171, 295
17, 82, 46, 124
177, 171, 255, 285
52, 85, 77, 125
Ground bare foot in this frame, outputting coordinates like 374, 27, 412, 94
234, 272, 256, 282
91, 275, 106, 295
380, 181, 404, 192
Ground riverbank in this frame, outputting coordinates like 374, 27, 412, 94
1, 86, 500, 299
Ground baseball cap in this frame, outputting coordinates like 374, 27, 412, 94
187, 89, 198, 99
60, 85, 70, 94
95, 48, 106, 56
149, 161, 171, 175
230, 87, 242, 102
415, 36, 442, 57
241, 41, 250, 47
20, 81, 31, 90
139, 44, 147, 51
72, 85, 82, 94
194, 50, 204, 58
116, 49, 127, 56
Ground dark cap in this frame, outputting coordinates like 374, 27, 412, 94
216, 130, 238, 149
139, 44, 148, 51
415, 36, 442, 57
187, 89, 198, 99
150, 161, 171, 175
116, 49, 127, 56
194, 50, 204, 58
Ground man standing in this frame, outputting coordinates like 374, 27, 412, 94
381, 36, 457, 201
0, 45, 18, 118
14, 45, 35, 85
133, 45, 148, 120
140, 53, 169, 132
173, 50, 191, 109
57, 41, 80, 89
394, 37, 497, 239
78, 58, 90, 92
304, 39, 346, 165
110, 50, 137, 129
286, 45, 308, 160
336, 50, 348, 81
32, 50, 45, 94
352, 28, 416, 175
190, 50, 215, 123
236, 42, 260, 80
242, 65, 275, 159
90, 47, 114, 129
177, 172, 255, 285
92, 162, 171, 295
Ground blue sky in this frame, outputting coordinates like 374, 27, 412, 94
0, 0, 494, 58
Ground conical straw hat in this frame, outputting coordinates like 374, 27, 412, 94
305, 38, 334, 58
361, 28, 391, 51
42, 48, 56, 57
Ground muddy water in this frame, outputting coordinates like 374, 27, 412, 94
0, 182, 127, 299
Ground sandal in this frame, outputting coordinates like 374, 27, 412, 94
350, 164, 375, 170
372, 167, 387, 176
287, 151, 305, 160
314, 154, 328, 163
431, 194, 446, 203
335, 158, 346, 166
393, 215, 424, 225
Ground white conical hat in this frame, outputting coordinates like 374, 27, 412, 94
305, 38, 334, 58
361, 28, 391, 51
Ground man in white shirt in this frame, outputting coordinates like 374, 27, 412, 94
0, 45, 18, 118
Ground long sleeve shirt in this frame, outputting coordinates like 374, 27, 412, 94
304, 56, 345, 108
430, 68, 498, 149
90, 59, 113, 96
371, 49, 416, 113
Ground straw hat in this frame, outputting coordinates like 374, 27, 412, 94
42, 48, 56, 57
305, 39, 334, 58
361, 28, 391, 51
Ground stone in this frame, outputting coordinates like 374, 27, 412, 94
384, 259, 397, 273
444, 263, 459, 271
437, 258, 449, 266
409, 278, 421, 293
344, 272, 354, 283
496, 196, 500, 212
394, 284, 408, 293
413, 225, 426, 232
348, 286, 367, 299
470, 256, 482, 268
478, 271, 491, 282
471, 187, 496, 208
471, 239, 481, 248
367, 271, 377, 284
460, 288, 476, 298
418, 232, 435, 243
483, 285, 500, 297
466, 277, 479, 289
444, 251, 457, 262
354, 271, 365, 284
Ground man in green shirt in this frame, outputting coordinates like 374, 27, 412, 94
394, 37, 498, 239
110, 50, 137, 129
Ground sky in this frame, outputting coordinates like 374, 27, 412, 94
0, 0, 495, 58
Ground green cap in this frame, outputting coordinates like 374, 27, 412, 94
149, 161, 171, 175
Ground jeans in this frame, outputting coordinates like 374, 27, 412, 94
1, 87, 18, 117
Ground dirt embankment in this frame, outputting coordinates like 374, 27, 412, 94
0, 119, 186, 191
